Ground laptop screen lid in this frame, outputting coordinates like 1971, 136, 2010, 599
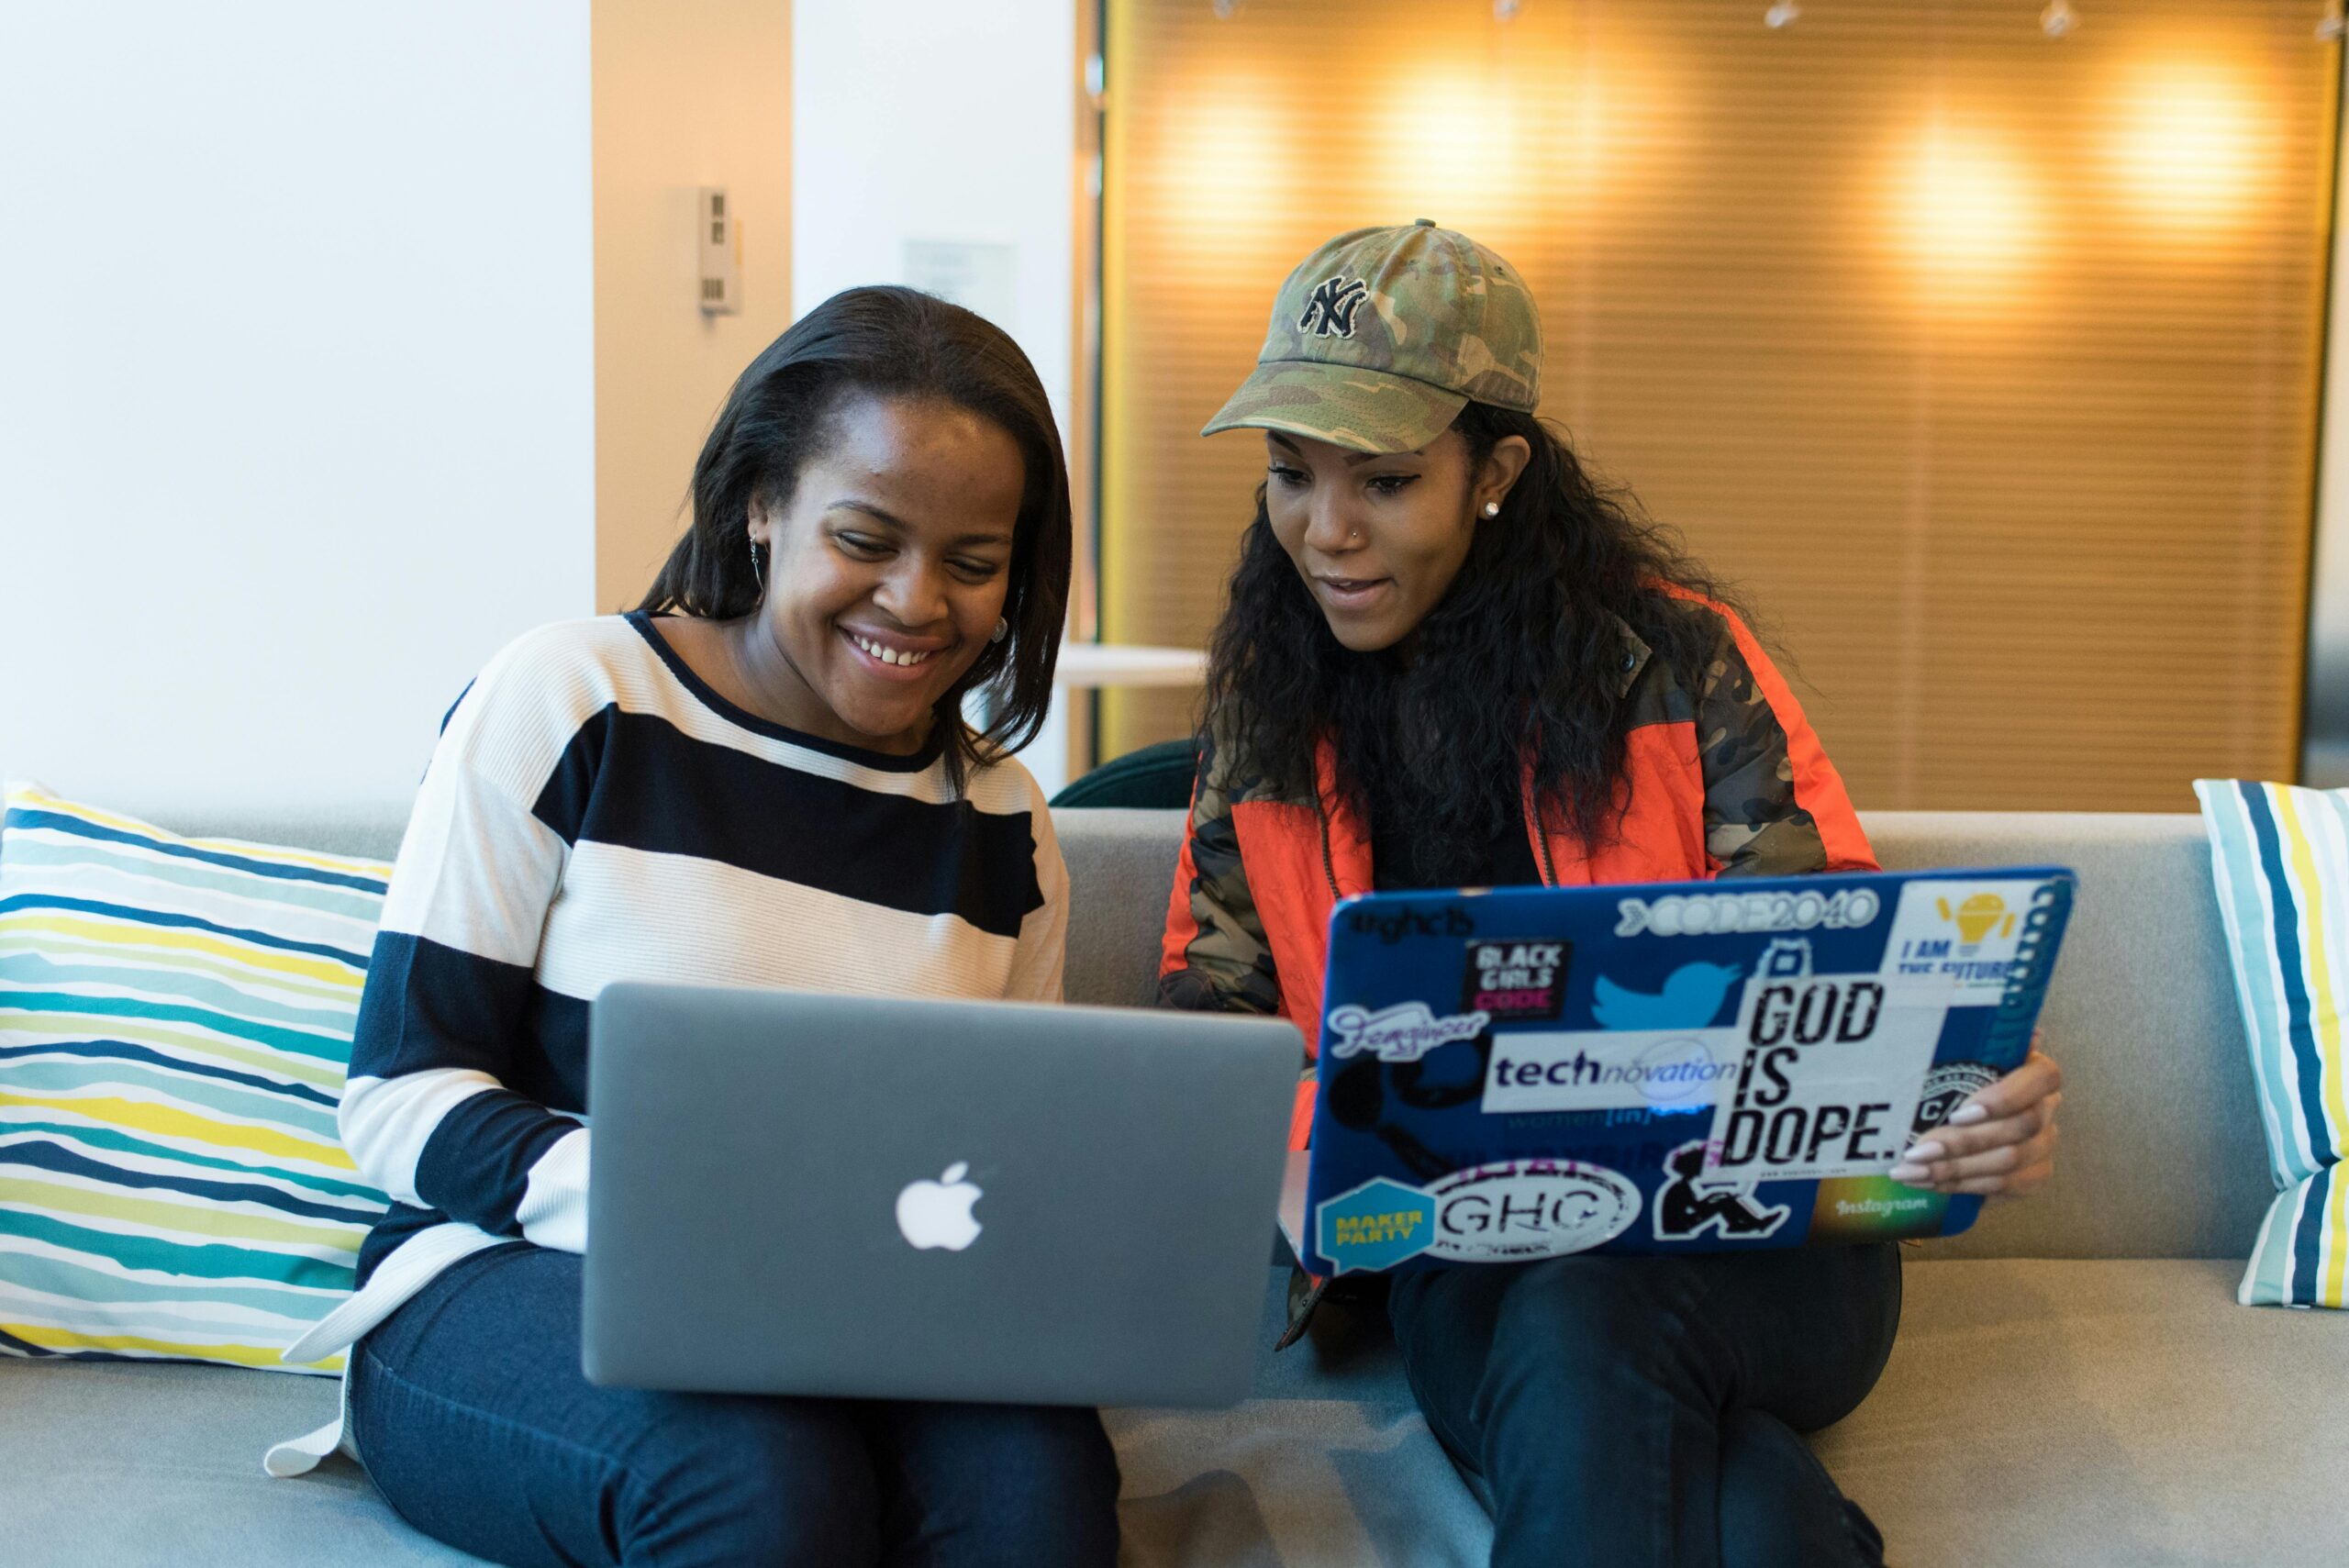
1299, 866, 2075, 1276
584, 984, 1297, 1408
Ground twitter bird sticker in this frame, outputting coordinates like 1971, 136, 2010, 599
1591, 962, 1744, 1030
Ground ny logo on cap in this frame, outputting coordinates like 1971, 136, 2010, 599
1297, 275, 1370, 339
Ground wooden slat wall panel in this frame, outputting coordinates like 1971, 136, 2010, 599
1100, 0, 2334, 810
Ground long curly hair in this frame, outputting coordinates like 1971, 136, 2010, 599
639, 286, 1070, 792
1203, 402, 1737, 883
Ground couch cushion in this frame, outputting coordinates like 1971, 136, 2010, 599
0, 784, 393, 1373
75, 804, 414, 868
0, 1359, 482, 1567
1063, 808, 1199, 1009
6, 1258, 2337, 1566
1118, 1256, 2349, 1568
1820, 1256, 2349, 1565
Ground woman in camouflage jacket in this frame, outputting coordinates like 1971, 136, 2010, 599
1157, 223, 2063, 1568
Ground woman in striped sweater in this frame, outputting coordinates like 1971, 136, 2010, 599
287, 288, 1118, 1566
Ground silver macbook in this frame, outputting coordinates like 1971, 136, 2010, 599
583, 983, 1297, 1407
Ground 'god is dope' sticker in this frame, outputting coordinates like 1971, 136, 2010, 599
1423, 1159, 1642, 1262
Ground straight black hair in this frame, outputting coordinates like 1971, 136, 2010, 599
640, 285, 1071, 791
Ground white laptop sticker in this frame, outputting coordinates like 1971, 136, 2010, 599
1700, 972, 1944, 1184
1327, 1001, 1489, 1062
1878, 880, 2049, 1001
1480, 1026, 1743, 1114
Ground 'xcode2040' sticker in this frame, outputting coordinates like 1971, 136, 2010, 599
1614, 886, 1881, 939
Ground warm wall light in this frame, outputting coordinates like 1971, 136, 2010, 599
1364, 63, 1535, 239
1882, 118, 2043, 313
2100, 58, 2273, 235
1360, 42, 1663, 240
1139, 71, 1293, 252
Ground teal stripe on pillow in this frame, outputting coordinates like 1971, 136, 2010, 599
0, 781, 392, 1373
2196, 779, 2349, 1308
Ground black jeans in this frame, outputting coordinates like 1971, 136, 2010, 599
1387, 1244, 1901, 1568
348, 1245, 1121, 1568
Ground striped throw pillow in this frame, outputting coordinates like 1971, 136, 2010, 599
0, 782, 391, 1373
2195, 779, 2349, 1308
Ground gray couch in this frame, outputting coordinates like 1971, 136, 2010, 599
3, 806, 2339, 1567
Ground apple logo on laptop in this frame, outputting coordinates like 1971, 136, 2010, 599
896, 1162, 984, 1251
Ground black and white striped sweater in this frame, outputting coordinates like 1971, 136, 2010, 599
331, 611, 1066, 1329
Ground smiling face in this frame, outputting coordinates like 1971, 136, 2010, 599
747, 395, 1024, 753
1263, 428, 1530, 653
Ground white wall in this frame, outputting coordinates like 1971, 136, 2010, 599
792, 0, 1080, 788
791, 1, 1074, 429
0, 2, 595, 817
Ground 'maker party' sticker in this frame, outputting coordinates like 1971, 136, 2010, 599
1315, 1176, 1438, 1274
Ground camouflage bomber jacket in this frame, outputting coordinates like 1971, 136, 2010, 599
1157, 587, 1878, 1148
1153, 589, 1878, 1342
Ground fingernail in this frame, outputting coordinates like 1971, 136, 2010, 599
1907, 1140, 1946, 1162
1888, 1162, 1931, 1184
1949, 1106, 1990, 1127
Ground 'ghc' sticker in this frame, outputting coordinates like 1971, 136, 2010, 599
1316, 1176, 1438, 1274
1425, 1160, 1642, 1262
1327, 1002, 1490, 1062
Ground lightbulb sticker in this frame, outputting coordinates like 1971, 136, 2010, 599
1881, 880, 2048, 1000
1936, 893, 2018, 947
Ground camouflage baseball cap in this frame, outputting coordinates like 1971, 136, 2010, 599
1202, 220, 1542, 454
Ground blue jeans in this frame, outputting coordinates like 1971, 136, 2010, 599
349, 1244, 1121, 1568
1387, 1243, 1900, 1568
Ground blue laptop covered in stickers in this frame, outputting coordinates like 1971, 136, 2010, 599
1293, 866, 2076, 1278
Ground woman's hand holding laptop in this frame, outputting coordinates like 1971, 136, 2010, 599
1891, 1035, 2064, 1198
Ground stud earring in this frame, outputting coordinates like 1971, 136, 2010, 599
747, 534, 766, 593
1482, 501, 1502, 519
991, 617, 1009, 644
